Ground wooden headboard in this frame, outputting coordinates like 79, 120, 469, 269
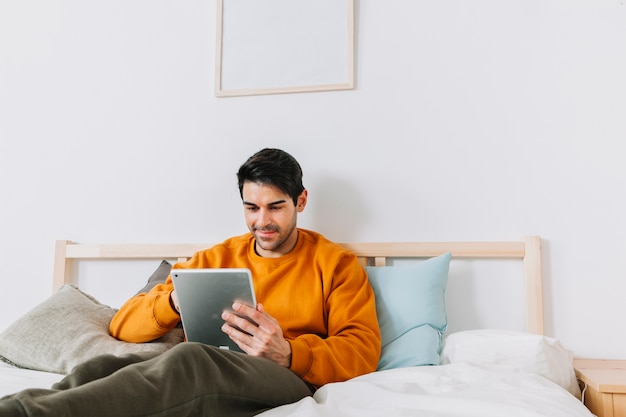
52, 236, 543, 334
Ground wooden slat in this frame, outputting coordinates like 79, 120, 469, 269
374, 257, 386, 267
65, 243, 210, 259
62, 241, 527, 260
338, 241, 526, 258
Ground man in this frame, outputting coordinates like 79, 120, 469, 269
0, 148, 381, 417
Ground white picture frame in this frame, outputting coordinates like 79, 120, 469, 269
215, 0, 355, 97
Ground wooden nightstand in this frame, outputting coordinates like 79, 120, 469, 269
574, 359, 626, 417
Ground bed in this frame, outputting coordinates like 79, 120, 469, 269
0, 237, 593, 416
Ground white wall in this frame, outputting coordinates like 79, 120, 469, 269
1, 0, 625, 360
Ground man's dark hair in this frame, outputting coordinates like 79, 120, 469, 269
237, 148, 305, 205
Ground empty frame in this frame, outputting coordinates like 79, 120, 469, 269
215, 0, 355, 97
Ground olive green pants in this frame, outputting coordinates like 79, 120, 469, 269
0, 343, 313, 417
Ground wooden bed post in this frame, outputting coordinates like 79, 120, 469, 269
52, 240, 72, 293
524, 236, 544, 335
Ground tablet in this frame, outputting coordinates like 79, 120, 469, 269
171, 268, 256, 353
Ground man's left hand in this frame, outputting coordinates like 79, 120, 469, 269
221, 303, 292, 367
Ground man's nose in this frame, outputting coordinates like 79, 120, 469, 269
256, 209, 271, 226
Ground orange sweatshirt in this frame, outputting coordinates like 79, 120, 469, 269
109, 229, 381, 388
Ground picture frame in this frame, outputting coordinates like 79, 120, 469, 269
215, 0, 355, 97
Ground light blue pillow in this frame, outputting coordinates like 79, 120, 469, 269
366, 252, 450, 370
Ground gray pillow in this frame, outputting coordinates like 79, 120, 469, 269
0, 284, 183, 374
135, 260, 172, 295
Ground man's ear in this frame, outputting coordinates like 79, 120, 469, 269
296, 189, 308, 212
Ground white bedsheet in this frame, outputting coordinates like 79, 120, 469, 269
0, 362, 63, 397
0, 361, 591, 416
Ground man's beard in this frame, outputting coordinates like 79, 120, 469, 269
253, 223, 297, 253
253, 225, 282, 250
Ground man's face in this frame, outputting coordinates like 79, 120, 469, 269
242, 181, 307, 258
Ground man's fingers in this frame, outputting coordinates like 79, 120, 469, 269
221, 311, 257, 335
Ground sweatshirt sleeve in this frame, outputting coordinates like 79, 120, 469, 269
109, 277, 181, 342
288, 253, 381, 388
109, 245, 231, 342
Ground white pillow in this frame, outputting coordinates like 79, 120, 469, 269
441, 329, 580, 398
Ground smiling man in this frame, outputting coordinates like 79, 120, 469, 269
242, 179, 306, 258
0, 148, 381, 417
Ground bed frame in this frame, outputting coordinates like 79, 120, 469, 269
52, 236, 544, 335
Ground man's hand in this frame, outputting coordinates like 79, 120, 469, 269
169, 289, 180, 313
221, 303, 292, 367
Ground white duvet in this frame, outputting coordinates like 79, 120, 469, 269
261, 362, 592, 417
